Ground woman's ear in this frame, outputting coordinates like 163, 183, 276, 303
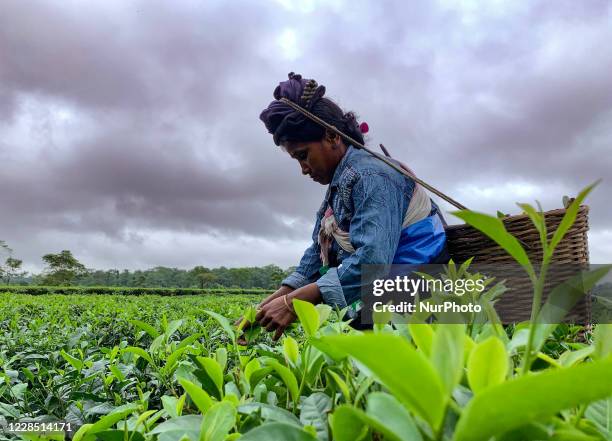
325, 130, 340, 148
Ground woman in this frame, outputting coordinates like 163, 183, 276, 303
252, 73, 448, 340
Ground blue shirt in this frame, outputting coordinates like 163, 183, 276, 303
281, 145, 446, 308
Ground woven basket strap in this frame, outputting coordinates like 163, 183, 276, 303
279, 97, 468, 211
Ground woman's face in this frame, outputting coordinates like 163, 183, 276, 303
282, 135, 346, 185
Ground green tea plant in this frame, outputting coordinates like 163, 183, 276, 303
1, 185, 611, 441
319, 182, 612, 440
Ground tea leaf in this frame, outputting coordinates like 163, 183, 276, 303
265, 359, 300, 405
310, 337, 348, 362
200, 401, 236, 441
0, 402, 20, 418
203, 310, 236, 342
316, 304, 333, 326
300, 392, 332, 441
408, 322, 434, 356
248, 367, 275, 392
431, 324, 465, 395
585, 398, 612, 439
558, 346, 595, 368
366, 392, 423, 441
331, 394, 423, 441
327, 370, 351, 402
196, 357, 224, 399
165, 319, 184, 340
123, 347, 154, 366
237, 403, 301, 426
467, 337, 508, 394
533, 265, 612, 354
330, 406, 369, 441
594, 324, 612, 359
149, 415, 202, 437
71, 424, 94, 441
163, 347, 188, 375
322, 334, 446, 431
240, 423, 318, 441
452, 210, 534, 276
85, 404, 139, 437
95, 430, 145, 441
547, 181, 598, 261
128, 319, 160, 339
283, 336, 299, 366
293, 299, 320, 338
244, 358, 261, 388
60, 350, 83, 371
162, 395, 181, 418
179, 378, 214, 413
215, 348, 228, 372
517, 203, 547, 252
109, 365, 125, 382
454, 356, 612, 441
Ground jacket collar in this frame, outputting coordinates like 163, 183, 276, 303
329, 145, 356, 189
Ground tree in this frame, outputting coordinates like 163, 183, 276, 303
190, 266, 217, 289
41, 250, 87, 286
2, 257, 26, 285
0, 241, 27, 285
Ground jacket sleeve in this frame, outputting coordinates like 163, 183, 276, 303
281, 203, 324, 289
316, 172, 411, 307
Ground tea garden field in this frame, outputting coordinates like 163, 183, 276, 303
2, 188, 612, 440
1, 290, 612, 441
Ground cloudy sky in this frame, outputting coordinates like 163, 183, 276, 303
1, 0, 611, 273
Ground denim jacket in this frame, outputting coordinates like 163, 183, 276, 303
282, 145, 445, 308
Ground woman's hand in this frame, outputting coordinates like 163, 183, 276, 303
235, 285, 295, 344
255, 295, 297, 341
255, 283, 323, 341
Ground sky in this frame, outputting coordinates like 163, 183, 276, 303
1, 0, 611, 273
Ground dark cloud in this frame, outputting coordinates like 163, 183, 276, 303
1, 0, 610, 271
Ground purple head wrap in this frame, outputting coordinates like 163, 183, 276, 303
259, 72, 326, 146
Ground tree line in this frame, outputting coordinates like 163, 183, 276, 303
1, 243, 293, 290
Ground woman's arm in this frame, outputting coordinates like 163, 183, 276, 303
255, 173, 409, 338
281, 202, 326, 290
315, 172, 409, 308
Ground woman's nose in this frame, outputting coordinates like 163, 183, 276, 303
300, 162, 311, 175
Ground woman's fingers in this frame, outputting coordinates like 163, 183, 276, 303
273, 326, 286, 341
259, 313, 272, 329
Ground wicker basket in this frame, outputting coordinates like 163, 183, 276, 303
445, 205, 590, 323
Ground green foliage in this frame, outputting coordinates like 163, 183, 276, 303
451, 210, 535, 280
240, 423, 318, 441
200, 401, 236, 441
454, 356, 612, 441
0, 285, 269, 296
16, 264, 292, 290
293, 299, 322, 338
321, 333, 446, 431
466, 337, 508, 394
41, 250, 87, 286
1, 184, 611, 441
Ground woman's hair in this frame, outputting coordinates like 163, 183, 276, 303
259, 73, 365, 147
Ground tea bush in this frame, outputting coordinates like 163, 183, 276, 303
1, 185, 611, 440
0, 286, 269, 297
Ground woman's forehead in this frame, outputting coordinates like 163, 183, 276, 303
283, 140, 317, 153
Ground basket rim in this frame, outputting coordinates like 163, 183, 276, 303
444, 204, 589, 232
